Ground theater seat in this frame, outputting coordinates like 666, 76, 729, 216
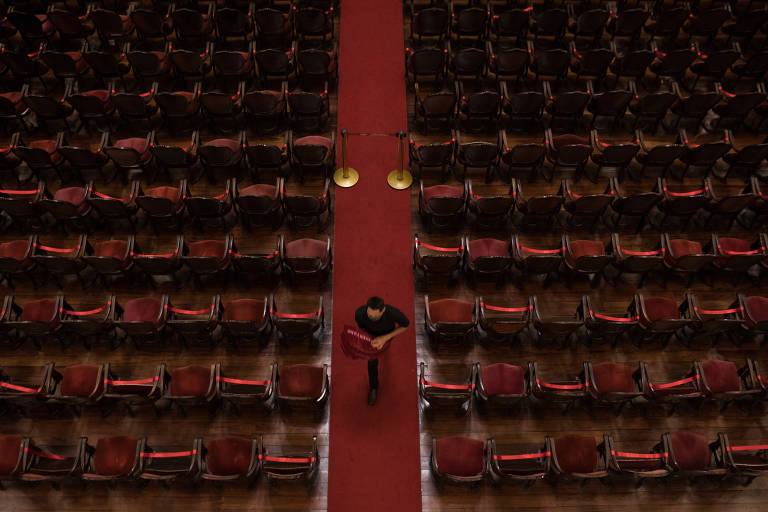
641, 296, 678, 324
123, 297, 163, 325
743, 295, 768, 329
53, 186, 89, 214
21, 298, 58, 323
189, 240, 226, 259
294, 135, 332, 150
425, 296, 476, 343
92, 436, 140, 476
93, 240, 128, 260
221, 298, 270, 346
467, 238, 509, 260
591, 362, 634, 393
552, 435, 598, 473
564, 239, 604, 267
0, 435, 22, 476
205, 437, 255, 477
700, 360, 740, 393
279, 364, 325, 398
479, 363, 525, 395
113, 137, 152, 163
223, 299, 264, 321
668, 431, 711, 471
169, 365, 212, 396
240, 183, 277, 197
283, 237, 331, 283
60, 364, 102, 397
432, 436, 485, 480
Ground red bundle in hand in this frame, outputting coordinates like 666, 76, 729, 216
340, 325, 392, 360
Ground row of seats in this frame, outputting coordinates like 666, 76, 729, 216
0, 433, 318, 487
2, 4, 335, 51
2, 78, 331, 133
0, 178, 332, 234
0, 360, 328, 416
431, 430, 767, 487
407, 1, 762, 49
0, 40, 336, 90
421, 292, 768, 347
416, 232, 768, 288
0, 131, 331, 185
0, 233, 330, 288
420, 358, 765, 416
412, 78, 768, 135
418, 177, 759, 232
413, 129, 766, 183
0, 294, 325, 350
0, 131, 334, 184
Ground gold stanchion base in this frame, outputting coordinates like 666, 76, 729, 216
333, 167, 359, 188
387, 169, 413, 190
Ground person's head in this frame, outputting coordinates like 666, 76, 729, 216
366, 296, 385, 320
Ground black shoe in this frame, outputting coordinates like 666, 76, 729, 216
367, 388, 377, 406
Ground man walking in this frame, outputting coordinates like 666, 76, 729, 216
354, 296, 409, 405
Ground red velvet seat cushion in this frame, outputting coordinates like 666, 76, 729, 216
206, 437, 252, 476
0, 435, 22, 475
205, 138, 242, 160
422, 184, 463, 203
285, 238, 327, 259
169, 365, 211, 396
64, 51, 89, 72
468, 238, 509, 260
480, 363, 525, 395
93, 240, 128, 260
61, 364, 101, 397
240, 184, 277, 198
670, 431, 710, 470
114, 137, 151, 163
21, 298, 57, 323
0, 91, 25, 114
120, 14, 134, 33
0, 240, 29, 260
745, 296, 768, 328
223, 299, 264, 322
592, 363, 634, 393
565, 239, 605, 267
701, 360, 740, 393
151, 51, 171, 73
82, 89, 110, 104
122, 297, 162, 323
145, 186, 181, 206
29, 139, 63, 164
665, 239, 703, 266
294, 135, 332, 150
279, 364, 324, 398
435, 436, 484, 477
642, 296, 678, 325
94, 436, 138, 476
429, 298, 474, 323
176, 91, 198, 113
188, 240, 226, 259
35, 14, 55, 34
554, 435, 598, 473
54, 186, 88, 213
552, 134, 589, 149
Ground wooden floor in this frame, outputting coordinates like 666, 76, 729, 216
405, 4, 768, 512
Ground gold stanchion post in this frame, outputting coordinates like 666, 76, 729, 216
387, 130, 413, 190
334, 128, 359, 188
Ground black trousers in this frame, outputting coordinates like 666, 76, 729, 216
368, 358, 378, 389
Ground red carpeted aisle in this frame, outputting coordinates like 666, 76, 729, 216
328, 0, 421, 510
